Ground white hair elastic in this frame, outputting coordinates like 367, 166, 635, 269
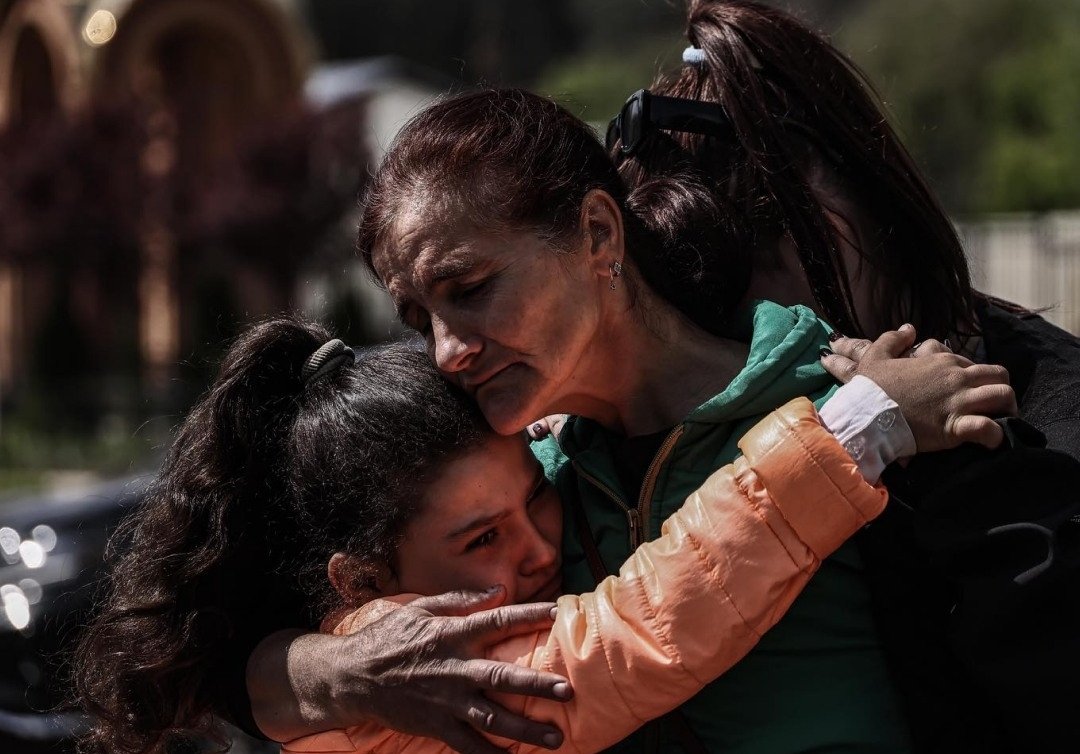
682, 46, 707, 65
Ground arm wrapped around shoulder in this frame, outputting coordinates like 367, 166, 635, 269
523, 396, 889, 751
737, 396, 890, 559
285, 397, 890, 754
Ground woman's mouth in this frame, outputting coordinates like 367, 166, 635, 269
464, 363, 514, 394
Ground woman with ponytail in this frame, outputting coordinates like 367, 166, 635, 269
624, 0, 1080, 457
604, 1, 1080, 750
76, 315, 990, 754
609, 0, 1080, 748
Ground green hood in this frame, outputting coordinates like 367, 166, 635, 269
541, 300, 838, 533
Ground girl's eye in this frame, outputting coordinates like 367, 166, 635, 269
465, 529, 497, 552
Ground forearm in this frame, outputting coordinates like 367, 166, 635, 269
297, 398, 889, 754
248, 629, 363, 742
501, 398, 889, 752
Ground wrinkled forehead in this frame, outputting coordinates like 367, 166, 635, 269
371, 198, 482, 305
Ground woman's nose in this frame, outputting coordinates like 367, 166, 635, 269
430, 317, 480, 374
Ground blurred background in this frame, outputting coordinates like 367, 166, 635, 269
0, 0, 1077, 750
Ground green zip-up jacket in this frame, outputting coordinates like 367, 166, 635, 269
533, 301, 913, 754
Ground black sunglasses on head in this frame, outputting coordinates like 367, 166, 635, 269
606, 89, 734, 157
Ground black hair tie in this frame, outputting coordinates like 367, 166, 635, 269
302, 339, 355, 387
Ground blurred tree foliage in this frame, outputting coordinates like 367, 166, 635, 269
533, 0, 1080, 214
839, 0, 1080, 214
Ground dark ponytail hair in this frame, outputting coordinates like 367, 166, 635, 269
357, 88, 751, 336
74, 318, 488, 753
621, 0, 976, 339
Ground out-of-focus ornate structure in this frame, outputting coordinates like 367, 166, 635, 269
0, 0, 370, 427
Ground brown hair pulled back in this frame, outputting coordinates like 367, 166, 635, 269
358, 88, 751, 336
73, 320, 488, 753
620, 0, 976, 339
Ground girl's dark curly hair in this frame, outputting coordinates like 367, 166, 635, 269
73, 317, 488, 753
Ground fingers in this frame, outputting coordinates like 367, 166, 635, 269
459, 694, 564, 750
413, 587, 508, 617
441, 721, 508, 754
908, 338, 950, 357
460, 658, 573, 701
960, 383, 1019, 418
819, 351, 859, 384
963, 363, 1011, 387
830, 325, 918, 364
827, 336, 873, 363
456, 602, 559, 646
546, 414, 569, 438
871, 323, 919, 357
526, 415, 570, 441
950, 414, 1005, 450
526, 420, 551, 440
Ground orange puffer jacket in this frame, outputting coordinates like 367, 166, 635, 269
282, 397, 888, 754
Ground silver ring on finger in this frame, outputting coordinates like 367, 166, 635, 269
465, 702, 497, 731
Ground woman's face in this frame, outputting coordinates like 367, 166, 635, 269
372, 204, 612, 434
390, 434, 563, 605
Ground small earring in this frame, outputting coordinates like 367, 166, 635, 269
609, 260, 622, 291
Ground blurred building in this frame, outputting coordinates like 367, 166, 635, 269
0, 0, 388, 432
961, 213, 1080, 334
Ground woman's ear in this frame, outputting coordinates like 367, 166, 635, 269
328, 552, 397, 605
579, 189, 625, 276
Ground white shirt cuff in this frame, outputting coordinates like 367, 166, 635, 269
818, 375, 918, 484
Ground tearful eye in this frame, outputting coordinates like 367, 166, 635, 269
466, 529, 498, 551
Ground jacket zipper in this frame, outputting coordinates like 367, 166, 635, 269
572, 463, 641, 548
637, 426, 686, 549
573, 424, 685, 552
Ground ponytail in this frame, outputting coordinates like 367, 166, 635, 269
74, 318, 492, 753
74, 318, 327, 754
625, 0, 976, 339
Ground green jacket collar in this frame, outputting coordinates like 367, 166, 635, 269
559, 300, 834, 458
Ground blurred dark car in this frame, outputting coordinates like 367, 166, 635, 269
0, 476, 280, 753
0, 475, 151, 752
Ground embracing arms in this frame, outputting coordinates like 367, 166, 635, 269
282, 397, 888, 754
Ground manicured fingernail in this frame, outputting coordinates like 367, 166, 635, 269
549, 606, 558, 620
553, 681, 570, 699
828, 331, 843, 342
532, 422, 547, 438
485, 585, 502, 595
544, 731, 563, 748
819, 347, 833, 358
899, 323, 914, 332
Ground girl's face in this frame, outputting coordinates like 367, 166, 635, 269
388, 434, 563, 605
371, 203, 615, 435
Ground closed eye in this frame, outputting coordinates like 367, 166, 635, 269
453, 277, 492, 304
